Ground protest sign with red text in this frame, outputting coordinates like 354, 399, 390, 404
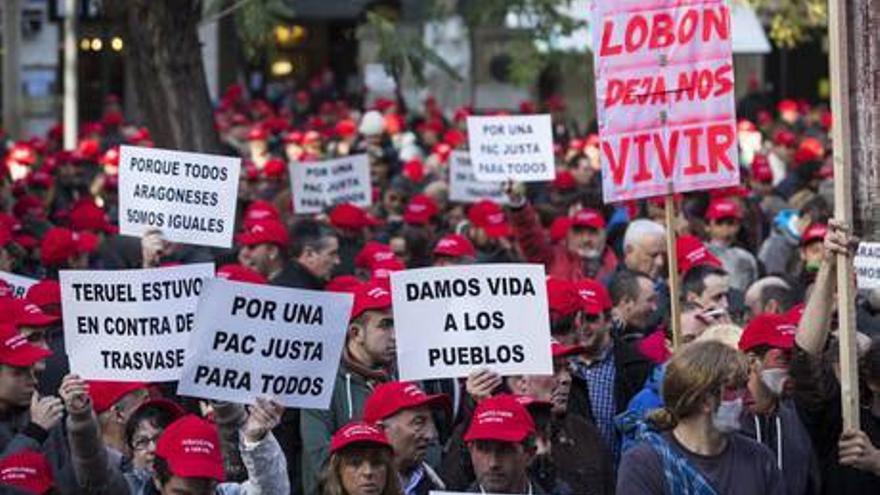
592, 0, 739, 203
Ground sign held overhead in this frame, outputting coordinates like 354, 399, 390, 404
290, 154, 372, 214
118, 145, 241, 248
467, 115, 556, 183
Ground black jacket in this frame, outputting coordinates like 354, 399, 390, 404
271, 261, 325, 291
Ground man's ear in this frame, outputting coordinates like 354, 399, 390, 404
348, 322, 363, 343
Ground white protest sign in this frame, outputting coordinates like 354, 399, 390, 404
591, 0, 739, 203
855, 242, 880, 290
467, 114, 556, 183
118, 145, 241, 248
0, 271, 38, 299
390, 264, 552, 381
177, 279, 352, 408
60, 264, 214, 382
448, 151, 509, 205
290, 154, 372, 214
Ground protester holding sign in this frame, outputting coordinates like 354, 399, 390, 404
301, 281, 395, 495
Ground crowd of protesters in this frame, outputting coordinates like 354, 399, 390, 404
0, 72, 878, 495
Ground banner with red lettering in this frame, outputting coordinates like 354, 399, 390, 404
591, 0, 739, 203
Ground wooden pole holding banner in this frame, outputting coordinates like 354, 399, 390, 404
664, 191, 682, 349
828, 0, 860, 430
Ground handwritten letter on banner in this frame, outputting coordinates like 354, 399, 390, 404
592, 0, 739, 202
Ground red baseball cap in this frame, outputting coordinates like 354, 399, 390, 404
86, 380, 149, 415
549, 217, 572, 243
676, 235, 723, 275
243, 200, 280, 229
0, 449, 53, 494
39, 228, 97, 266
403, 195, 439, 225
785, 303, 806, 325
751, 154, 773, 183
705, 199, 743, 221
573, 278, 611, 315
330, 421, 392, 454
0, 226, 11, 249
261, 158, 287, 181
433, 234, 476, 259
546, 278, 582, 323
467, 200, 511, 238
464, 394, 535, 443
739, 313, 798, 352
552, 170, 577, 191
329, 203, 381, 231
370, 258, 404, 282
216, 264, 268, 285
326, 275, 363, 293
7, 300, 59, 327
247, 126, 268, 141
69, 199, 117, 234
801, 223, 828, 246
0, 324, 51, 367
350, 281, 392, 320
235, 220, 290, 248
794, 138, 824, 165
363, 381, 451, 423
354, 242, 395, 270
155, 415, 225, 482
570, 208, 605, 230
777, 99, 798, 114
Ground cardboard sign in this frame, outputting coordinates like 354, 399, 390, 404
448, 151, 509, 205
466, 115, 555, 183
591, 0, 739, 203
390, 264, 552, 381
290, 155, 372, 214
177, 279, 352, 408
0, 271, 38, 299
60, 264, 214, 382
855, 242, 880, 289
118, 145, 241, 248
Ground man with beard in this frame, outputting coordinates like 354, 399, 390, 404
569, 275, 655, 467
505, 183, 616, 281
363, 381, 450, 495
507, 341, 615, 495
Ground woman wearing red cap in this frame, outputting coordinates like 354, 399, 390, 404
318, 421, 401, 495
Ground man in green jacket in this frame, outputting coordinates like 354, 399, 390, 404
300, 281, 396, 494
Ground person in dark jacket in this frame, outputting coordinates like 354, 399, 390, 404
328, 203, 381, 277
273, 218, 341, 290
464, 395, 546, 494
465, 201, 518, 265
363, 382, 450, 495
301, 281, 396, 495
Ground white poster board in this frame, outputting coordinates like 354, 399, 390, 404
290, 155, 372, 214
855, 242, 880, 289
118, 145, 241, 248
466, 115, 556, 182
59, 264, 215, 381
390, 264, 552, 381
0, 271, 38, 299
177, 279, 352, 408
448, 151, 509, 205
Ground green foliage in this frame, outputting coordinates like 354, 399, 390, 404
745, 0, 827, 48
203, 0, 297, 62
363, 11, 463, 86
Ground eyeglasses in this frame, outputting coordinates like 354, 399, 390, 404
131, 435, 160, 451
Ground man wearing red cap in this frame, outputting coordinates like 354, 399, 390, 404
0, 324, 74, 490
705, 198, 759, 292
432, 234, 476, 266
738, 314, 820, 495
236, 219, 291, 283
505, 184, 617, 281
301, 281, 396, 494
465, 201, 517, 265
463, 394, 542, 494
799, 223, 828, 280
329, 203, 381, 277
363, 381, 450, 495
39, 228, 96, 276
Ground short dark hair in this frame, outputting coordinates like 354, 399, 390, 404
125, 403, 178, 451
153, 456, 217, 490
681, 265, 728, 301
799, 196, 831, 224
290, 219, 337, 258
609, 269, 651, 306
759, 284, 796, 313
